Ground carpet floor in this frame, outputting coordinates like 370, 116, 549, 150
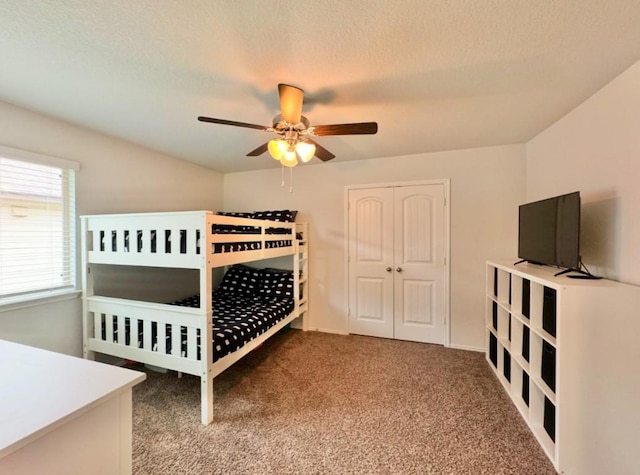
132, 330, 557, 474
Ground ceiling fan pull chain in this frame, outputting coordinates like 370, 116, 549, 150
281, 163, 285, 188
289, 167, 294, 193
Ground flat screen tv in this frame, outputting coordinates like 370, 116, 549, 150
518, 191, 581, 270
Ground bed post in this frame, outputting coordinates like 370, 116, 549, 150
201, 213, 214, 425
201, 343, 214, 425
200, 304, 214, 425
81, 217, 95, 360
296, 223, 309, 331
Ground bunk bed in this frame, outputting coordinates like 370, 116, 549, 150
80, 210, 309, 425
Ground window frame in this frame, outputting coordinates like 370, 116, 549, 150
0, 144, 80, 310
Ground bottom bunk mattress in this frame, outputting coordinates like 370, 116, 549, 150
172, 292, 294, 361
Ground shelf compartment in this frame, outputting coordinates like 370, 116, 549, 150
509, 317, 530, 371
540, 339, 556, 392
529, 281, 545, 329
503, 347, 511, 383
490, 265, 498, 297
487, 298, 498, 332
542, 286, 557, 338
530, 383, 557, 462
497, 305, 511, 349
529, 324, 557, 347
522, 325, 530, 364
488, 331, 498, 369
496, 341, 510, 391
526, 284, 558, 345
510, 274, 523, 317
497, 268, 511, 305
489, 265, 513, 305
521, 278, 531, 320
510, 360, 530, 418
530, 331, 556, 403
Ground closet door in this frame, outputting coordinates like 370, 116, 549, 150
393, 184, 446, 344
348, 183, 447, 345
348, 187, 395, 338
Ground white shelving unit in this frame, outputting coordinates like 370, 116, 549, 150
485, 260, 640, 474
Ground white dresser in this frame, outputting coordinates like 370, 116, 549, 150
0, 340, 145, 474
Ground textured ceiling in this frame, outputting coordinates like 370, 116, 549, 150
1, 1, 640, 173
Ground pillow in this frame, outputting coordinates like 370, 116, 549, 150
263, 267, 291, 273
259, 269, 294, 299
218, 264, 262, 295
215, 211, 253, 218
264, 267, 303, 280
251, 210, 298, 223
214, 211, 256, 234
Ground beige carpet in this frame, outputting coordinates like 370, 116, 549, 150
132, 330, 557, 474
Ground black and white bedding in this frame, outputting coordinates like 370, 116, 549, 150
103, 264, 295, 363
212, 210, 299, 253
171, 291, 294, 361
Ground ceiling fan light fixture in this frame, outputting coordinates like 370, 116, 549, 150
281, 149, 298, 167
295, 141, 315, 163
268, 139, 288, 160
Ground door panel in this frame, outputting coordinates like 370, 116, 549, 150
356, 278, 386, 322
393, 184, 445, 344
401, 279, 434, 325
348, 188, 394, 338
402, 194, 433, 263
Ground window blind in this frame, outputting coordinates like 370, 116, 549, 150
0, 153, 77, 300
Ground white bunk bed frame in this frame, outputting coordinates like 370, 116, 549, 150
80, 211, 308, 425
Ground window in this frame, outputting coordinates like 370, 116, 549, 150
0, 145, 79, 303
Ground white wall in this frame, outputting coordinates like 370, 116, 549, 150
0, 101, 223, 355
224, 144, 526, 350
526, 59, 640, 285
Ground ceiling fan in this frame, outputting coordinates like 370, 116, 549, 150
197, 84, 378, 167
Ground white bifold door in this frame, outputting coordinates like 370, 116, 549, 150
348, 184, 447, 344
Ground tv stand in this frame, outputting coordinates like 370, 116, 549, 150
486, 260, 640, 474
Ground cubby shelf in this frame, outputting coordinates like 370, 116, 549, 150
485, 260, 640, 474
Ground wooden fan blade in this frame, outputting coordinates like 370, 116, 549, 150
311, 122, 378, 136
246, 142, 269, 157
197, 116, 268, 131
306, 138, 335, 162
278, 84, 304, 124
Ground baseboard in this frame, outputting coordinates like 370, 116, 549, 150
308, 326, 349, 335
308, 330, 484, 349
449, 343, 485, 353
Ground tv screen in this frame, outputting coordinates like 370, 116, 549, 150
518, 192, 581, 270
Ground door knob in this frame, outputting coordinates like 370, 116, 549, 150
386, 267, 392, 272
396, 267, 402, 273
